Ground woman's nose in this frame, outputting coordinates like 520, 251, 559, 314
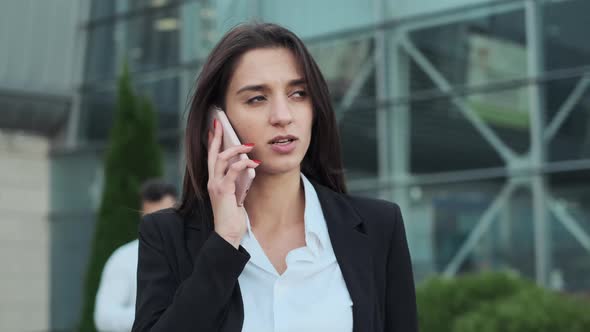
269, 97, 293, 126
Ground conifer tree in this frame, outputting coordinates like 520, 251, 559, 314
79, 64, 163, 331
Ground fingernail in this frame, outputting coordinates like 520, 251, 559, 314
253, 159, 262, 164
244, 143, 255, 147
213, 119, 217, 129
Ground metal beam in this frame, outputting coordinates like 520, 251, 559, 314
388, 30, 412, 211
374, 0, 390, 201
544, 74, 590, 142
400, 35, 518, 164
336, 57, 375, 123
65, 0, 90, 147
548, 198, 590, 254
443, 181, 518, 277
400, 1, 524, 34
526, 0, 549, 287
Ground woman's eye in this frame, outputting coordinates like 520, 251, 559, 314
246, 95, 266, 104
291, 90, 307, 99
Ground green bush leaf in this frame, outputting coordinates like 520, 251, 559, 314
417, 272, 590, 332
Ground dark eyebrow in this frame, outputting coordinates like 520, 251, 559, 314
288, 78, 306, 87
235, 78, 306, 95
236, 84, 266, 95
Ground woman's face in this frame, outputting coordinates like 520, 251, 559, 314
224, 47, 313, 176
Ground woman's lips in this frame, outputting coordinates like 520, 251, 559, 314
269, 139, 297, 154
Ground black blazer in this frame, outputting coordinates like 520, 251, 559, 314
132, 181, 418, 332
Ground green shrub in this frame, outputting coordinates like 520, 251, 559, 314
417, 272, 533, 332
454, 287, 590, 332
417, 272, 590, 332
78, 64, 163, 332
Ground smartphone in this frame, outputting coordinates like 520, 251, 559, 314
209, 106, 255, 206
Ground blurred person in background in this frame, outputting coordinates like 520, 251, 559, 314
133, 23, 417, 332
94, 179, 177, 332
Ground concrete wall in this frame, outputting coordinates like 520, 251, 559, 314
0, 130, 50, 332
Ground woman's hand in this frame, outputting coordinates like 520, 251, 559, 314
207, 119, 260, 248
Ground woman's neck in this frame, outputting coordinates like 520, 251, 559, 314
244, 168, 305, 232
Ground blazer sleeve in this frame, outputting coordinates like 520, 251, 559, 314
385, 205, 419, 332
132, 213, 250, 332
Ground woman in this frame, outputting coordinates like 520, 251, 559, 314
132, 23, 417, 332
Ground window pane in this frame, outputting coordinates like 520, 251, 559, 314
85, 6, 180, 82
259, 0, 376, 38
308, 34, 376, 105
90, 0, 116, 20
408, 85, 531, 174
403, 179, 530, 281
549, 169, 590, 291
405, 7, 526, 95
340, 106, 378, 181
127, 7, 180, 72
80, 89, 116, 141
543, 0, 590, 72
135, 76, 180, 135
386, 0, 513, 20
129, 0, 183, 11
89, 0, 183, 20
81, 76, 180, 141
307, 34, 378, 182
544, 76, 590, 162
179, 1, 217, 63
85, 24, 118, 82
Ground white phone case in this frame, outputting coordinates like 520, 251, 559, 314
209, 106, 255, 206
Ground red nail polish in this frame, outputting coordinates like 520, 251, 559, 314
253, 159, 262, 164
213, 119, 217, 129
244, 143, 255, 147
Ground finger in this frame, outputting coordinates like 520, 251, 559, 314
215, 144, 255, 179
221, 159, 261, 189
207, 130, 213, 151
207, 119, 222, 178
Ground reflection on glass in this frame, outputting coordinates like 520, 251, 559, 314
409, 182, 535, 281
408, 86, 531, 174
407, 8, 526, 92
129, 0, 182, 10
85, 24, 118, 82
179, 1, 219, 63
545, 77, 590, 162
339, 106, 377, 181
135, 76, 180, 136
543, 0, 590, 72
90, 0, 116, 20
259, 0, 376, 38
89, 0, 183, 19
549, 177, 590, 291
85, 5, 180, 82
81, 89, 116, 141
127, 7, 180, 72
81, 76, 179, 141
308, 35, 378, 181
308, 36, 375, 104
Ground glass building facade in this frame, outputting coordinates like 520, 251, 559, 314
51, 0, 590, 328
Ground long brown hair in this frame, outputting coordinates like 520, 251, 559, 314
178, 22, 347, 220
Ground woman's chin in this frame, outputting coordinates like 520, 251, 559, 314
255, 158, 302, 176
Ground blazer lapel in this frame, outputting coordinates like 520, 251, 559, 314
313, 182, 375, 332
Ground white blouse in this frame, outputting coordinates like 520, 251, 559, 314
238, 174, 353, 332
